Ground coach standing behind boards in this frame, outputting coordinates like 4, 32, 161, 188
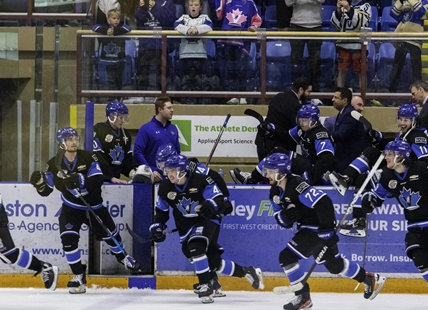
134, 96, 180, 183
330, 87, 366, 173
255, 76, 312, 161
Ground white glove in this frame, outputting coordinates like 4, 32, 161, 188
131, 165, 154, 184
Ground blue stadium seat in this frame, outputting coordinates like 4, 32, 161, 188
265, 40, 292, 91
175, 4, 184, 19
379, 0, 392, 14
263, 5, 278, 29
322, 5, 336, 32
377, 41, 411, 92
369, 6, 378, 31
93, 40, 138, 90
381, 6, 398, 32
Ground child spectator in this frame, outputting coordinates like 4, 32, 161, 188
135, 0, 176, 91
174, 0, 213, 79
211, 0, 262, 104
331, 0, 371, 89
92, 9, 131, 93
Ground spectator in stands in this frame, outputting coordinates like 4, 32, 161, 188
92, 9, 131, 95
166, 67, 182, 91
96, 0, 120, 25
331, 0, 371, 90
181, 65, 203, 104
174, 0, 213, 85
276, 0, 293, 31
201, 64, 222, 104
286, 0, 323, 91
211, 0, 262, 104
389, 0, 426, 93
135, 0, 175, 91
330, 88, 367, 173
410, 80, 428, 129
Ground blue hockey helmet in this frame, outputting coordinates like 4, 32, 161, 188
397, 103, 418, 120
56, 127, 79, 150
156, 143, 178, 170
298, 104, 320, 122
106, 100, 128, 117
262, 153, 292, 181
384, 140, 411, 161
164, 154, 190, 181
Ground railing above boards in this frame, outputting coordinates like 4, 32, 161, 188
77, 30, 424, 105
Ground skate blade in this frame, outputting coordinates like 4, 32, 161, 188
213, 290, 226, 298
273, 282, 304, 295
49, 266, 59, 291
339, 228, 366, 238
369, 276, 387, 300
229, 170, 241, 184
328, 174, 347, 196
200, 296, 214, 304
255, 268, 265, 289
69, 285, 87, 294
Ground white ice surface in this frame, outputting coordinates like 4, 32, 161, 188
0, 288, 427, 310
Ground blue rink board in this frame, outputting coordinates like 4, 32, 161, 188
156, 185, 415, 274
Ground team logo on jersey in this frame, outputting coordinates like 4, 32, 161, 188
189, 188, 198, 193
316, 132, 329, 139
409, 175, 419, 181
388, 180, 397, 189
177, 197, 199, 217
273, 195, 281, 204
399, 187, 421, 210
77, 165, 86, 171
415, 137, 427, 144
109, 144, 124, 165
226, 8, 248, 26
104, 42, 121, 58
296, 181, 310, 194
167, 191, 177, 200
105, 135, 113, 143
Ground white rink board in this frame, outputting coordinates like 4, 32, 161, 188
0, 184, 134, 274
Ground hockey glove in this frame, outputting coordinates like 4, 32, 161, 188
149, 222, 166, 242
361, 191, 377, 214
368, 129, 383, 143
63, 173, 85, 189
276, 204, 301, 228
30, 171, 46, 191
131, 165, 154, 184
196, 200, 218, 219
259, 122, 276, 137
318, 230, 339, 247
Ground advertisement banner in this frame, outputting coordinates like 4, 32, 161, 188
35, 0, 90, 7
0, 184, 139, 275
172, 116, 259, 158
157, 185, 416, 276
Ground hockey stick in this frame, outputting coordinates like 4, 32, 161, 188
273, 154, 385, 295
351, 110, 373, 131
55, 149, 135, 267
244, 108, 264, 124
125, 223, 178, 244
205, 114, 231, 166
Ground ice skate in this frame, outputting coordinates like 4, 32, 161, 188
363, 272, 386, 300
244, 266, 264, 289
229, 168, 253, 184
35, 261, 59, 291
328, 171, 351, 196
339, 217, 366, 238
193, 273, 226, 297
121, 255, 143, 275
283, 292, 313, 310
197, 283, 214, 304
68, 264, 87, 294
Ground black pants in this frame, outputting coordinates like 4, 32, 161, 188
389, 41, 421, 93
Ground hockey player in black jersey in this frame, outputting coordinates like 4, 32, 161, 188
361, 140, 428, 284
231, 104, 336, 186
263, 153, 386, 310
30, 127, 141, 294
329, 104, 428, 237
150, 154, 264, 303
93, 100, 153, 184
0, 196, 58, 290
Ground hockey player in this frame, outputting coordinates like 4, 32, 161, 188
30, 127, 141, 294
330, 103, 428, 237
361, 140, 428, 284
150, 154, 264, 303
93, 100, 153, 184
231, 104, 336, 186
0, 196, 58, 290
263, 152, 386, 309
155, 143, 232, 297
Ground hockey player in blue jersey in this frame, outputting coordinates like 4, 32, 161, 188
150, 154, 264, 303
263, 152, 386, 310
360, 140, 428, 284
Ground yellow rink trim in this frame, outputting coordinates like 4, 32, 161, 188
1, 275, 427, 294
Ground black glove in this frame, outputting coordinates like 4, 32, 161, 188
196, 201, 217, 219
277, 203, 301, 228
362, 191, 377, 214
318, 230, 339, 247
368, 129, 383, 143
259, 122, 276, 135
149, 222, 166, 242
63, 173, 85, 189
30, 171, 44, 186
